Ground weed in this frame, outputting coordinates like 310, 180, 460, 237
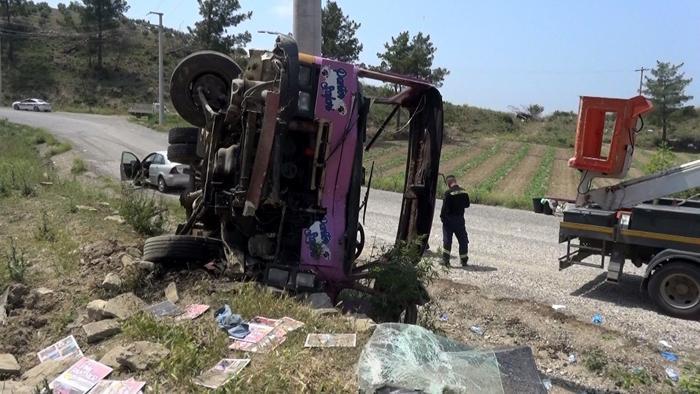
35, 211, 57, 242
608, 366, 653, 389
680, 362, 700, 392
644, 142, 677, 175
583, 348, 608, 373
369, 238, 444, 322
70, 157, 88, 174
47, 142, 72, 157
21, 181, 37, 197
4, 238, 28, 283
118, 187, 167, 236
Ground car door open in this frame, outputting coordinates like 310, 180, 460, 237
120, 151, 141, 181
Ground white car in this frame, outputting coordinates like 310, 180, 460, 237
12, 98, 52, 112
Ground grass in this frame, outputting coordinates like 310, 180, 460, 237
680, 362, 700, 392
3, 238, 28, 283
70, 157, 88, 175
525, 146, 556, 198
470, 144, 530, 204
129, 113, 191, 133
123, 282, 365, 392
118, 186, 168, 236
583, 348, 608, 373
607, 366, 654, 389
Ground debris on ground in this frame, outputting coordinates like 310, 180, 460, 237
304, 333, 357, 348
236, 322, 275, 344
658, 340, 672, 350
311, 307, 340, 317
103, 292, 146, 320
660, 351, 679, 362
0, 353, 21, 376
176, 304, 210, 321
567, 353, 577, 364
165, 282, 179, 303
542, 378, 552, 391
439, 313, 449, 321
144, 300, 182, 317
357, 323, 545, 393
194, 359, 250, 390
115, 341, 170, 371
665, 366, 680, 382
470, 325, 484, 336
90, 378, 146, 394
83, 319, 122, 343
229, 315, 305, 353
50, 357, 112, 393
551, 304, 566, 311
591, 313, 604, 325
104, 215, 126, 224
75, 205, 97, 212
215, 304, 250, 339
0, 287, 8, 325
37, 335, 83, 362
306, 292, 333, 309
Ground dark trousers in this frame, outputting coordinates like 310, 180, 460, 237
442, 215, 469, 264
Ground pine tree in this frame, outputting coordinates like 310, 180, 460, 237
644, 61, 693, 143
321, 1, 362, 62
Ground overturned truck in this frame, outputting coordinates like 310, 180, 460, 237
121, 36, 443, 322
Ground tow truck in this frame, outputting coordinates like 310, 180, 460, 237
557, 95, 700, 318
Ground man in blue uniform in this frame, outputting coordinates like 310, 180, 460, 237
440, 175, 470, 267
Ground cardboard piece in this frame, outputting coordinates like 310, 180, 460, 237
304, 333, 356, 348
50, 357, 112, 393
176, 304, 210, 321
193, 359, 250, 389
37, 335, 84, 363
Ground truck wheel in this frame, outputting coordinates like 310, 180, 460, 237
167, 143, 198, 165
648, 261, 700, 319
168, 127, 199, 144
143, 235, 223, 263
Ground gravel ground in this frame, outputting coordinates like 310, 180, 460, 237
362, 188, 700, 352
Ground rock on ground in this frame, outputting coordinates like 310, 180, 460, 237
87, 299, 108, 321
137, 260, 156, 272
103, 292, 146, 320
120, 254, 137, 270
104, 215, 126, 224
306, 292, 333, 309
83, 319, 121, 343
0, 353, 20, 375
18, 356, 78, 390
165, 282, 179, 303
99, 344, 129, 369
102, 273, 123, 292
116, 341, 170, 371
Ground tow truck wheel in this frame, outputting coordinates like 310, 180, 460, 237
648, 261, 700, 319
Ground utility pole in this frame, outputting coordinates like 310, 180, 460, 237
149, 11, 164, 125
293, 0, 321, 55
0, 31, 3, 107
635, 66, 648, 95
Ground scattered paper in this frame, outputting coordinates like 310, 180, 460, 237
193, 358, 250, 389
279, 316, 304, 333
50, 357, 112, 393
235, 323, 275, 344
176, 304, 210, 321
250, 316, 281, 327
89, 378, 145, 394
659, 340, 672, 350
551, 304, 566, 311
304, 333, 356, 348
37, 335, 83, 363
229, 316, 305, 354
145, 300, 182, 317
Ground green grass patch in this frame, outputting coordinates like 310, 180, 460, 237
583, 348, 608, 373
471, 144, 530, 203
70, 157, 88, 174
118, 187, 168, 236
607, 366, 654, 390
680, 362, 700, 392
129, 113, 191, 133
525, 146, 556, 198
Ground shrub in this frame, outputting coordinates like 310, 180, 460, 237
118, 186, 167, 236
4, 238, 28, 282
644, 142, 677, 175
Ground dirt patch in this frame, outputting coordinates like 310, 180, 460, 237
497, 145, 547, 195
429, 279, 684, 393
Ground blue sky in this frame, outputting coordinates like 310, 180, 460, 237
46, 0, 700, 112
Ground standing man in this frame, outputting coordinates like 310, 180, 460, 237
440, 175, 470, 267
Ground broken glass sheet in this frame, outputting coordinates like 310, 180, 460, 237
357, 323, 545, 394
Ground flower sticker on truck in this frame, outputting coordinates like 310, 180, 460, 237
319, 66, 349, 116
304, 217, 331, 260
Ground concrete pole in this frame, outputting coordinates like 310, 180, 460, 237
149, 12, 164, 125
293, 0, 322, 56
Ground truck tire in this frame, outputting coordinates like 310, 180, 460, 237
143, 235, 223, 263
648, 261, 700, 319
168, 127, 199, 144
167, 143, 198, 165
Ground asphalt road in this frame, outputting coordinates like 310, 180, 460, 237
2, 108, 697, 350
